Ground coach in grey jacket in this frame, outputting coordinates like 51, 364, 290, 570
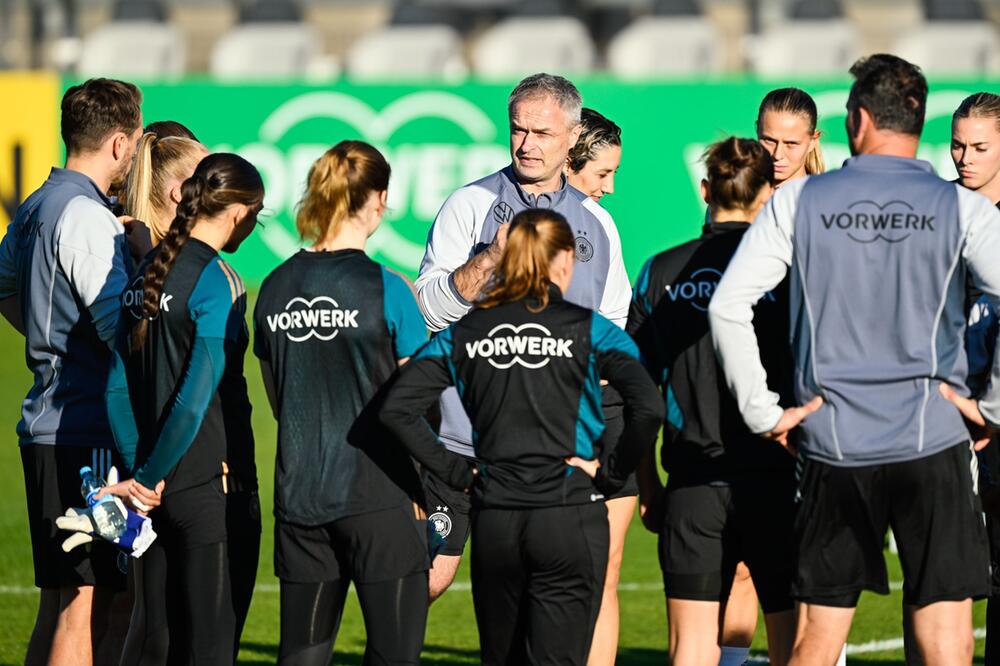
414, 73, 631, 601
0, 79, 145, 666
709, 55, 999, 665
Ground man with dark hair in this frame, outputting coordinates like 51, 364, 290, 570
415, 73, 632, 604
710, 53, 998, 664
0, 77, 146, 666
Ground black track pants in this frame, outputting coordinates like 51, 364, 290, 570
471, 503, 609, 666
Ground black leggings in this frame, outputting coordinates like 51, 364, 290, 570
227, 490, 261, 656
120, 480, 235, 666
277, 573, 428, 665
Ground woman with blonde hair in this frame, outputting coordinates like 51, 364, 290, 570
253, 140, 430, 665
382, 208, 663, 664
757, 87, 825, 185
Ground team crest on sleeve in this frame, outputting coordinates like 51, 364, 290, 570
265, 296, 359, 342
429, 506, 452, 538
465, 322, 573, 369
574, 230, 594, 263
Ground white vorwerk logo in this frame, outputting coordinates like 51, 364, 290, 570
465, 322, 573, 369
124, 275, 172, 320
266, 296, 359, 342
667, 267, 776, 312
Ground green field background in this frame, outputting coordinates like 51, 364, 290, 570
0, 77, 993, 662
0, 310, 989, 664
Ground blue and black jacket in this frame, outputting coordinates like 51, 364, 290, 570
253, 249, 428, 526
381, 287, 663, 509
107, 238, 254, 495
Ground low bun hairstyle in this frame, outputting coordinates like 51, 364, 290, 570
702, 137, 775, 212
296, 140, 390, 243
478, 209, 575, 312
131, 153, 264, 348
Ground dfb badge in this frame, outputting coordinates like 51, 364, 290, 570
575, 229, 594, 263
429, 506, 452, 539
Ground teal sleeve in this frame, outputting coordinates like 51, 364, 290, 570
591, 313, 641, 360
134, 336, 225, 487
106, 331, 139, 472
382, 267, 428, 359
134, 261, 236, 487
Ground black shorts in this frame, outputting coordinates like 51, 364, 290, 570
598, 405, 639, 499
658, 474, 796, 614
275, 505, 429, 584
794, 442, 990, 607
20, 444, 127, 590
423, 468, 472, 557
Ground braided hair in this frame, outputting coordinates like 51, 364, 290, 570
131, 153, 263, 348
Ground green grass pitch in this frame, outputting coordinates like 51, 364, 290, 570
0, 298, 988, 664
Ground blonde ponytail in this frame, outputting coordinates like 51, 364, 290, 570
296, 140, 390, 244
124, 133, 206, 243
805, 140, 826, 175
479, 209, 575, 311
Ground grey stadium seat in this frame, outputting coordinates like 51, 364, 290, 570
746, 19, 861, 76
346, 25, 468, 82
471, 16, 595, 80
209, 22, 324, 80
77, 21, 186, 79
606, 16, 722, 79
893, 22, 1000, 75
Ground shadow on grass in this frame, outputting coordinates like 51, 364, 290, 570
237, 642, 484, 665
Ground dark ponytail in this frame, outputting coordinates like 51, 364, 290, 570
131, 153, 263, 348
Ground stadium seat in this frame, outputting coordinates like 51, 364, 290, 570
471, 16, 595, 79
209, 23, 326, 80
892, 22, 1000, 75
746, 19, 861, 75
922, 0, 984, 21
77, 21, 186, 79
606, 16, 722, 79
346, 25, 468, 82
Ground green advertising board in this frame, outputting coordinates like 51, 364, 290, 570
132, 80, 982, 283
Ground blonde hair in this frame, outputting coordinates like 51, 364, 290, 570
124, 132, 206, 243
479, 209, 575, 312
295, 140, 390, 243
954, 92, 1000, 131
757, 87, 826, 176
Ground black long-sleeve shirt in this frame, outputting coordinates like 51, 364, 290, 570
381, 288, 663, 509
628, 221, 794, 483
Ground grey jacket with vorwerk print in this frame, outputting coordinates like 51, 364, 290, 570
709, 154, 1000, 467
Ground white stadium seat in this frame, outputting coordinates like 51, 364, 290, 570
606, 16, 723, 79
746, 19, 861, 76
346, 25, 468, 82
471, 16, 595, 80
77, 21, 185, 79
210, 23, 324, 81
892, 22, 1000, 75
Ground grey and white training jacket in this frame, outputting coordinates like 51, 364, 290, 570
0, 167, 129, 447
415, 165, 631, 456
709, 154, 1000, 467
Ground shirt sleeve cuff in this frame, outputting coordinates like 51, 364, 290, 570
447, 272, 473, 307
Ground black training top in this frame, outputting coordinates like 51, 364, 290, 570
108, 238, 256, 494
381, 287, 664, 509
628, 221, 795, 483
253, 249, 428, 526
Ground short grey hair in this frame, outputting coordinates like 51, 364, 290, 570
507, 73, 582, 127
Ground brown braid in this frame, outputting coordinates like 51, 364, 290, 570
131, 153, 264, 348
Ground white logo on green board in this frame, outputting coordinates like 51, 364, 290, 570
219, 91, 508, 270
